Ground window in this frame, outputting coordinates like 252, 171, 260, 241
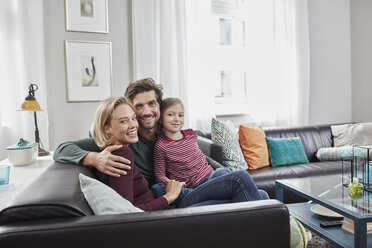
212, 0, 274, 116
219, 18, 232, 45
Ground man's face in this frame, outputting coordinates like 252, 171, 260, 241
131, 90, 161, 132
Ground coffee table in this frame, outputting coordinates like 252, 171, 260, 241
276, 175, 372, 248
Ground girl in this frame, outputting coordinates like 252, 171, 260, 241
152, 98, 269, 208
91, 96, 185, 211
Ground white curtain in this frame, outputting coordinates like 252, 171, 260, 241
132, 0, 309, 130
249, 0, 310, 126
0, 0, 49, 160
131, 0, 215, 131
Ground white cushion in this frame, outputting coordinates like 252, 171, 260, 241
79, 173, 144, 215
331, 122, 372, 147
316, 146, 367, 161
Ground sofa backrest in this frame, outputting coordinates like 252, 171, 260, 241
0, 163, 95, 224
263, 124, 333, 162
196, 123, 335, 163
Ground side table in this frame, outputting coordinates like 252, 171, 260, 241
0, 152, 54, 210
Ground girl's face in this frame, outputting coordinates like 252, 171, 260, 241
161, 103, 184, 135
104, 104, 138, 146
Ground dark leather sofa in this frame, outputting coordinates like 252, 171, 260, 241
196, 123, 344, 203
0, 157, 290, 247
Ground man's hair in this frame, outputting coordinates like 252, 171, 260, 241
91, 96, 134, 149
124, 77, 163, 105
161, 97, 184, 113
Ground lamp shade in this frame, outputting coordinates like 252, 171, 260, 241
20, 100, 42, 111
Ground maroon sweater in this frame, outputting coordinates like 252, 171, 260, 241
95, 146, 169, 211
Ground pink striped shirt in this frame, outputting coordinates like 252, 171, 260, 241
154, 129, 214, 188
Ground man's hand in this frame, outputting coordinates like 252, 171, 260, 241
163, 180, 186, 204
82, 145, 131, 177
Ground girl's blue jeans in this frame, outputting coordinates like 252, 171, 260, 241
151, 168, 269, 208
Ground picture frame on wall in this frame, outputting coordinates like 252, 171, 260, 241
64, 40, 112, 102
65, 0, 109, 33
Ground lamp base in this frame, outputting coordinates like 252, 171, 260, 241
38, 147, 50, 156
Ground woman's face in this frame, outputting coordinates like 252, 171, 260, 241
161, 103, 185, 135
104, 104, 138, 145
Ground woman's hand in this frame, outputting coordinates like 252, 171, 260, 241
163, 180, 186, 204
83, 145, 131, 177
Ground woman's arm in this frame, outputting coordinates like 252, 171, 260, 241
53, 138, 131, 177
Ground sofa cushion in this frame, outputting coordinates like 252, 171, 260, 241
0, 163, 94, 224
316, 146, 367, 161
211, 118, 248, 171
266, 137, 309, 167
331, 122, 372, 147
239, 125, 270, 170
79, 174, 143, 215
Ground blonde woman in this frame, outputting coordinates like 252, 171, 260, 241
90, 96, 185, 211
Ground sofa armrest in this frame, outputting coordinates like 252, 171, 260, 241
0, 200, 290, 248
197, 136, 223, 165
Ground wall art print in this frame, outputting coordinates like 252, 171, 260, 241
65, 0, 109, 33
65, 40, 112, 102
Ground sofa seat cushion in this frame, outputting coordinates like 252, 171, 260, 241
0, 163, 95, 224
249, 161, 343, 200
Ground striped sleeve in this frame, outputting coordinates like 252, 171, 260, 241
153, 140, 169, 184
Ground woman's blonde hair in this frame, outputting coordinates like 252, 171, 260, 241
91, 96, 134, 149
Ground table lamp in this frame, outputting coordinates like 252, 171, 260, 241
19, 84, 50, 156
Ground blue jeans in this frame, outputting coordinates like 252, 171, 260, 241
178, 169, 269, 208
151, 168, 230, 207
151, 183, 192, 207
152, 169, 269, 208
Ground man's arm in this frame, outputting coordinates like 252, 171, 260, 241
53, 138, 131, 177
53, 138, 98, 164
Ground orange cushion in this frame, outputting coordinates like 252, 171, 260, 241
239, 125, 270, 170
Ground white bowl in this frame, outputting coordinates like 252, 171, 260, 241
6, 142, 38, 166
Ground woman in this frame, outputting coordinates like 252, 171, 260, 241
91, 96, 184, 211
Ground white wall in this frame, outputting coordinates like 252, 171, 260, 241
43, 0, 133, 150
350, 0, 372, 122
307, 0, 352, 125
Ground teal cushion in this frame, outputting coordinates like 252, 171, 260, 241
211, 118, 248, 171
266, 137, 309, 166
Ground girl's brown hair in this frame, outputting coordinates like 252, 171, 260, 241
161, 97, 184, 113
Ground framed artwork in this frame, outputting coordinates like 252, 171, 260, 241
64, 40, 112, 102
65, 0, 109, 33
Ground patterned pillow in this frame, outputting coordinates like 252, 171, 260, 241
266, 137, 309, 167
290, 215, 312, 248
316, 146, 367, 161
211, 118, 248, 171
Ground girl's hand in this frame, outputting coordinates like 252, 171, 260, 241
163, 180, 186, 204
